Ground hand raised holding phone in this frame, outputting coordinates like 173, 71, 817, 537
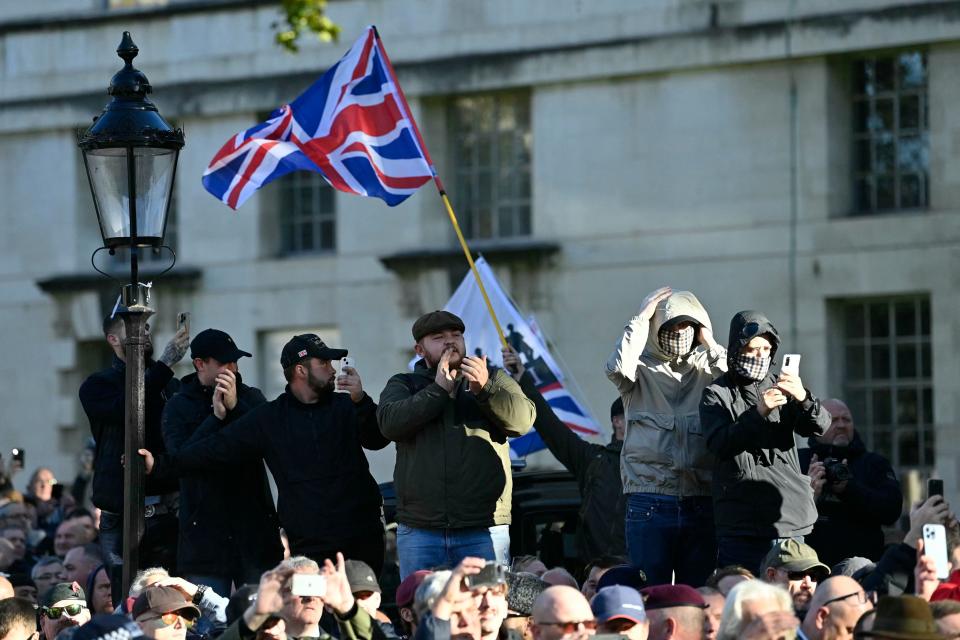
335, 357, 365, 403
776, 354, 807, 402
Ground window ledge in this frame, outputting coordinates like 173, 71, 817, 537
37, 265, 203, 294
379, 238, 560, 273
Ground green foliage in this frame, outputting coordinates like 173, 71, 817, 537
275, 0, 341, 53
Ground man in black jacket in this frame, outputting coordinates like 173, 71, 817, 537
799, 398, 903, 567
502, 346, 626, 562
700, 310, 831, 573
79, 309, 189, 600
162, 328, 283, 595
145, 334, 389, 574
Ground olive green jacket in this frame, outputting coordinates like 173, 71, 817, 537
377, 361, 535, 529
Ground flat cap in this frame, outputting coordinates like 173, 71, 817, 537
412, 310, 465, 342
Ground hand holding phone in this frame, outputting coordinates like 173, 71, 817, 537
781, 354, 801, 377
335, 357, 354, 394
923, 523, 951, 580
177, 312, 191, 335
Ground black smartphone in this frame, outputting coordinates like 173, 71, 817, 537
10, 448, 24, 465
929, 478, 944, 499
464, 562, 506, 590
51, 483, 63, 501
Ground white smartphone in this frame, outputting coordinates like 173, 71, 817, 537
781, 354, 801, 376
290, 573, 327, 597
335, 356, 354, 394
923, 523, 951, 580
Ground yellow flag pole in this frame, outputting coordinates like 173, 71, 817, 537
373, 27, 508, 349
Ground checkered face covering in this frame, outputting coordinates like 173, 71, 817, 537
734, 352, 772, 380
658, 325, 695, 357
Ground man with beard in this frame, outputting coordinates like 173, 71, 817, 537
79, 309, 189, 599
760, 540, 830, 618
144, 334, 388, 573
378, 311, 535, 578
38, 582, 91, 640
162, 329, 282, 594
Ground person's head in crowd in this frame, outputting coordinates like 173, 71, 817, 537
190, 329, 251, 387
64, 545, 104, 588
62, 512, 96, 545
0, 502, 33, 533
530, 585, 595, 640
131, 585, 200, 640
513, 556, 548, 577
819, 400, 856, 448
2, 526, 27, 560
128, 568, 169, 600
596, 566, 646, 593
53, 522, 85, 558
640, 585, 706, 640
716, 580, 794, 640
103, 312, 153, 361
0, 575, 13, 599
277, 556, 324, 637
831, 558, 876, 584
475, 576, 509, 640
504, 571, 549, 640
704, 566, 754, 597
581, 556, 630, 601
853, 595, 940, 640
695, 587, 723, 640
761, 539, 830, 614
396, 570, 431, 637
280, 335, 347, 402
227, 585, 286, 640
32, 557, 67, 596
10, 574, 37, 604
929, 599, 960, 639
344, 560, 382, 619
414, 569, 483, 640
39, 582, 91, 640
85, 565, 112, 616
412, 311, 467, 372
800, 576, 874, 640
610, 398, 625, 442
542, 568, 578, 590
28, 468, 56, 503
591, 585, 648, 640
0, 597, 38, 640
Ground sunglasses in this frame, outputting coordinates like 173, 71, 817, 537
42, 604, 86, 619
536, 620, 597, 634
740, 322, 763, 339
142, 612, 197, 628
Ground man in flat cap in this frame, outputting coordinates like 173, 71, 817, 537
144, 334, 389, 574
161, 328, 282, 594
378, 311, 535, 578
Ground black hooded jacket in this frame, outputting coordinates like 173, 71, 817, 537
161, 372, 283, 576
798, 433, 902, 565
699, 311, 831, 538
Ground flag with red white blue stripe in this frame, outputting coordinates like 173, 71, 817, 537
202, 26, 434, 209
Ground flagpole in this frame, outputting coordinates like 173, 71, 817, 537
373, 27, 508, 349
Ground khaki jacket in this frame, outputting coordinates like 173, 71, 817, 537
605, 291, 726, 496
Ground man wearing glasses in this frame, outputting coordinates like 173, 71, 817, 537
798, 576, 874, 640
531, 586, 596, 640
700, 311, 831, 573
132, 585, 201, 640
38, 582, 90, 640
760, 540, 831, 616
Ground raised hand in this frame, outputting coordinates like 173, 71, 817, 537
915, 539, 941, 601
638, 286, 672, 320
698, 325, 719, 350
758, 388, 788, 417
336, 366, 365, 404
501, 346, 525, 380
159, 325, 190, 367
244, 567, 295, 630
776, 372, 807, 402
460, 355, 490, 395
137, 448, 155, 475
432, 557, 486, 622
808, 454, 827, 500
320, 552, 355, 616
216, 369, 238, 411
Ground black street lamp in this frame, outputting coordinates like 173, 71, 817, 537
78, 32, 183, 597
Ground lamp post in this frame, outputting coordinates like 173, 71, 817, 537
78, 32, 183, 597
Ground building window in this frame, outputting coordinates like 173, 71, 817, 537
852, 52, 929, 214
841, 296, 932, 472
276, 171, 336, 255
449, 92, 531, 240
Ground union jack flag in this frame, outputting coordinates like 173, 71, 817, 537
202, 26, 435, 209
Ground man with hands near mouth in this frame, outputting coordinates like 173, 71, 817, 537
378, 311, 536, 579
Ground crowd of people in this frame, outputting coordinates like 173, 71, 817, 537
1, 287, 959, 639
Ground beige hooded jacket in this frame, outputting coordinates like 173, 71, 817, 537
605, 291, 726, 496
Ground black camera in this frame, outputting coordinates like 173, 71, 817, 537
823, 457, 851, 484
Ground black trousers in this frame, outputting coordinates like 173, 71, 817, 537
100, 511, 178, 604
290, 527, 385, 577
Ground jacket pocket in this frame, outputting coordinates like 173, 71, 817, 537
623, 412, 675, 469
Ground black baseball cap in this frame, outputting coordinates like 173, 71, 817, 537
344, 560, 381, 594
280, 334, 348, 369
190, 329, 252, 363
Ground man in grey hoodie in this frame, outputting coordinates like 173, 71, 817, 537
606, 286, 726, 586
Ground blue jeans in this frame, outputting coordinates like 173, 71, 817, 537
396, 524, 510, 580
625, 493, 716, 586
717, 535, 805, 575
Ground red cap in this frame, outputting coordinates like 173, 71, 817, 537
396, 570, 431, 608
640, 584, 707, 611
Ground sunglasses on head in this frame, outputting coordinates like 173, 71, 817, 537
142, 612, 197, 628
740, 322, 763, 339
42, 604, 86, 619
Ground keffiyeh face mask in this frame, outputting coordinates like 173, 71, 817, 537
659, 325, 695, 357
734, 352, 771, 380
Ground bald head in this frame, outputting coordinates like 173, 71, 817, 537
542, 568, 579, 589
801, 576, 872, 640
0, 575, 13, 599
818, 399, 855, 447
532, 586, 595, 640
